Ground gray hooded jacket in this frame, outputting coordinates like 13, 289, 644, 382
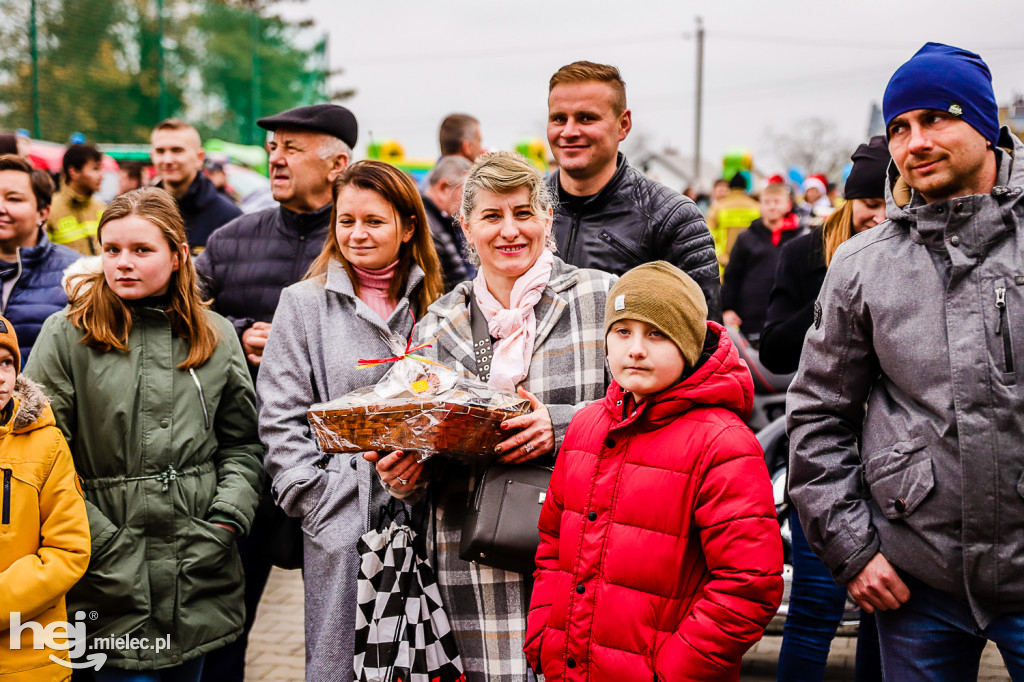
788, 128, 1024, 627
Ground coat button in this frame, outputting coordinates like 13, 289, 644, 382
894, 497, 907, 514
605, 437, 615, 448
350, 456, 358, 470
164, 535, 173, 543
588, 511, 597, 521
576, 584, 585, 594
160, 419, 170, 428
567, 658, 576, 669
950, 236, 961, 247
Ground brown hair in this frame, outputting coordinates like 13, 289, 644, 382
306, 161, 444, 314
822, 200, 855, 267
549, 61, 627, 115
65, 187, 218, 369
0, 154, 55, 209
439, 114, 479, 157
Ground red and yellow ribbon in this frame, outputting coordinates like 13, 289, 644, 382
356, 312, 450, 370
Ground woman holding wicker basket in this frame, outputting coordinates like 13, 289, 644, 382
367, 150, 616, 682
257, 160, 445, 681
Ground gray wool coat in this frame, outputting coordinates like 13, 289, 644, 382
257, 260, 424, 682
409, 256, 615, 682
788, 128, 1024, 628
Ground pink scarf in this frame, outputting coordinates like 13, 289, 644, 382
472, 250, 555, 392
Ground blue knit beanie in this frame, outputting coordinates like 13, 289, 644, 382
883, 42, 999, 148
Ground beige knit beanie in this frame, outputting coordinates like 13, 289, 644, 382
604, 261, 708, 367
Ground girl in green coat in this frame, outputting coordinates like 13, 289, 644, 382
25, 188, 264, 681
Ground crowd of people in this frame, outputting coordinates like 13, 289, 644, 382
0, 40, 1022, 682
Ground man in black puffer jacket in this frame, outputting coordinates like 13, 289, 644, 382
546, 61, 721, 321
195, 104, 356, 379
193, 103, 356, 682
151, 119, 242, 250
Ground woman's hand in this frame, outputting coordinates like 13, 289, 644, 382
495, 387, 554, 464
363, 450, 425, 494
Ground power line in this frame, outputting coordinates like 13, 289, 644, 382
343, 31, 686, 67
710, 30, 1024, 51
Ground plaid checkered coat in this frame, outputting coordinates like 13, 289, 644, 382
411, 256, 615, 681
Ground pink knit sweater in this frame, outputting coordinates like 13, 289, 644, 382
352, 260, 400, 321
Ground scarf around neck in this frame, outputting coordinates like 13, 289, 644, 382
472, 249, 555, 392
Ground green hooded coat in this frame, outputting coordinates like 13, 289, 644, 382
24, 306, 263, 670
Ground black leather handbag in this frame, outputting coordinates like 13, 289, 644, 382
457, 294, 552, 574
459, 461, 552, 574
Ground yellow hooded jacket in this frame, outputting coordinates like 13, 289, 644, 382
0, 376, 90, 681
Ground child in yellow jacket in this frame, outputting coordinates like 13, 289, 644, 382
0, 315, 90, 680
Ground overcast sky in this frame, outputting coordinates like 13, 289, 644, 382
278, 0, 1024, 187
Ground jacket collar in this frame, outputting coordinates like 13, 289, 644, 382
0, 376, 52, 436
58, 185, 95, 208
171, 172, 218, 213
279, 201, 332, 235
426, 255, 579, 375
11, 230, 54, 268
325, 258, 425, 329
550, 153, 631, 212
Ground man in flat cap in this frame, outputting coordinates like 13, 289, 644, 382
195, 102, 356, 682
789, 43, 1024, 679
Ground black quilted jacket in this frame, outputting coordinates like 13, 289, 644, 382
194, 202, 331, 345
547, 154, 722, 321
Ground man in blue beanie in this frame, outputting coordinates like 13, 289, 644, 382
788, 42, 1024, 681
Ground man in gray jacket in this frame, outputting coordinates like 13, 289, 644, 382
788, 43, 1024, 680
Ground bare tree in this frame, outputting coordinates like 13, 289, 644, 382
767, 117, 854, 180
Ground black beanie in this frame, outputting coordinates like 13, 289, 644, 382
728, 173, 748, 191
843, 136, 890, 201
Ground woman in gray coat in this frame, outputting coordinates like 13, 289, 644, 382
257, 161, 444, 682
370, 151, 615, 682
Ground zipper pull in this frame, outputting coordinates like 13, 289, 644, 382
996, 287, 1007, 334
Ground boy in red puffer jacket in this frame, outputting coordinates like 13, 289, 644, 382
524, 261, 783, 682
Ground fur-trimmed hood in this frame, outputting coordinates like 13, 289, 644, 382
5, 374, 54, 433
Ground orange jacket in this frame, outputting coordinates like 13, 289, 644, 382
0, 376, 90, 681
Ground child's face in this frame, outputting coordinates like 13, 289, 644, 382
0, 348, 16, 411
760, 192, 791, 224
101, 215, 182, 301
606, 319, 686, 403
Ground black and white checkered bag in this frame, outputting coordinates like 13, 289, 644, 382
353, 519, 466, 682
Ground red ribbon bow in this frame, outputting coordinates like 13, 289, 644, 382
356, 312, 447, 369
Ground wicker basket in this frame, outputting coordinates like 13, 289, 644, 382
308, 400, 530, 461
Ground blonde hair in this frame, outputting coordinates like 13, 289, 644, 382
306, 161, 444, 314
459, 151, 556, 265
822, 200, 856, 267
65, 187, 218, 369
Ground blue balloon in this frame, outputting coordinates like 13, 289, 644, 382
787, 166, 805, 186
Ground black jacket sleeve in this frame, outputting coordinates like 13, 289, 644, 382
759, 235, 819, 374
720, 234, 749, 314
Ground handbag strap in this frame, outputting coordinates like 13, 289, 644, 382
468, 289, 494, 383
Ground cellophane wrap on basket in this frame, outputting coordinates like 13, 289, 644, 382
307, 341, 530, 462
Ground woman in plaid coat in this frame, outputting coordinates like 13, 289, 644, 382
370, 151, 614, 681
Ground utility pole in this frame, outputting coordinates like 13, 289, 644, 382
30, 0, 40, 138
694, 16, 704, 183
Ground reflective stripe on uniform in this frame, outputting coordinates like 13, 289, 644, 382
50, 215, 100, 245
